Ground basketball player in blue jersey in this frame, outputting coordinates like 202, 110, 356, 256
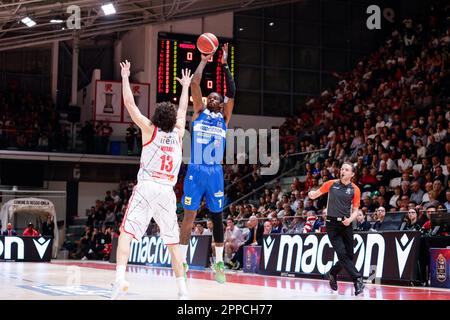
179, 43, 235, 283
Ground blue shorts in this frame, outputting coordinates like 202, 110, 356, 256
182, 164, 224, 213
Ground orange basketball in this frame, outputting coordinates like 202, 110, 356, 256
197, 33, 219, 55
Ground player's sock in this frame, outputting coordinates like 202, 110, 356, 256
176, 277, 188, 298
115, 265, 126, 282
215, 246, 224, 263
180, 244, 188, 263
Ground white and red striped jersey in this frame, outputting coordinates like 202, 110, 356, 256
137, 127, 182, 186
302, 216, 317, 233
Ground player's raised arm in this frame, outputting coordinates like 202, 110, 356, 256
221, 43, 236, 127
120, 60, 152, 131
175, 68, 193, 138
191, 53, 212, 114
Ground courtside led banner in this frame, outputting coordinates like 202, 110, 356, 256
0, 236, 53, 262
430, 248, 450, 288
110, 235, 211, 268
260, 231, 421, 282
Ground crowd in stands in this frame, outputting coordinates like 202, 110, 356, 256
69, 181, 135, 260
79, 120, 116, 154
0, 91, 68, 151
0, 86, 134, 155
185, 8, 450, 269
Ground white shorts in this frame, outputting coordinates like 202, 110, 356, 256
120, 180, 179, 245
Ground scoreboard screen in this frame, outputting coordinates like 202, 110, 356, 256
157, 32, 234, 104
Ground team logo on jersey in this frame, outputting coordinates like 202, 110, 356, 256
346, 188, 351, 194
184, 197, 192, 205
160, 136, 176, 145
214, 191, 224, 198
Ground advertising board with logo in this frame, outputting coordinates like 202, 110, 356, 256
0, 236, 53, 262
94, 81, 122, 122
243, 245, 261, 274
110, 235, 212, 268
94, 80, 150, 123
260, 231, 421, 282
430, 248, 450, 288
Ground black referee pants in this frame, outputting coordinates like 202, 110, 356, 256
327, 221, 361, 280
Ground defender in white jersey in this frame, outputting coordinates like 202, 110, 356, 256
112, 61, 193, 300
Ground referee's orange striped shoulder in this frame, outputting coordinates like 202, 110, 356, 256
318, 179, 337, 193
351, 182, 361, 208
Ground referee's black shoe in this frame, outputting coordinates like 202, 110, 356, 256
327, 272, 338, 291
354, 277, 365, 296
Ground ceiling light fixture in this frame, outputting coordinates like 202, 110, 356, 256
101, 3, 116, 16
21, 17, 36, 27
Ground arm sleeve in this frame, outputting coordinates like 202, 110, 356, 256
318, 180, 335, 194
222, 64, 236, 99
352, 183, 361, 208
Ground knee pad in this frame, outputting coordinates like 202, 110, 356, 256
209, 212, 224, 243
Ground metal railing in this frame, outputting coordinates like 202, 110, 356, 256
223, 148, 327, 210
223, 164, 299, 210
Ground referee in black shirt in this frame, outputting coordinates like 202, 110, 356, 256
308, 162, 365, 296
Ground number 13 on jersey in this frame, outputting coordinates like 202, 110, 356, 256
160, 155, 173, 172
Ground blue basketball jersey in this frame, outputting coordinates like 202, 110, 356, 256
190, 108, 227, 165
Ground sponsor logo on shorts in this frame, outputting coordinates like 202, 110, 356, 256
214, 191, 224, 198
184, 197, 192, 205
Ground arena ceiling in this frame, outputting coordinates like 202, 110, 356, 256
0, 0, 299, 51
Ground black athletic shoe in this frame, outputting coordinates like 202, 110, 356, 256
327, 272, 338, 291
354, 277, 365, 296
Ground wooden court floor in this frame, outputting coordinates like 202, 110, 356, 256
0, 260, 448, 300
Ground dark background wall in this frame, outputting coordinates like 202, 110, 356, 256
0, 40, 114, 109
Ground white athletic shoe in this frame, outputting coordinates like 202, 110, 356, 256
111, 279, 130, 300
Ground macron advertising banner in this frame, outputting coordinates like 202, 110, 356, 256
0, 236, 53, 262
259, 231, 421, 282
110, 235, 212, 268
